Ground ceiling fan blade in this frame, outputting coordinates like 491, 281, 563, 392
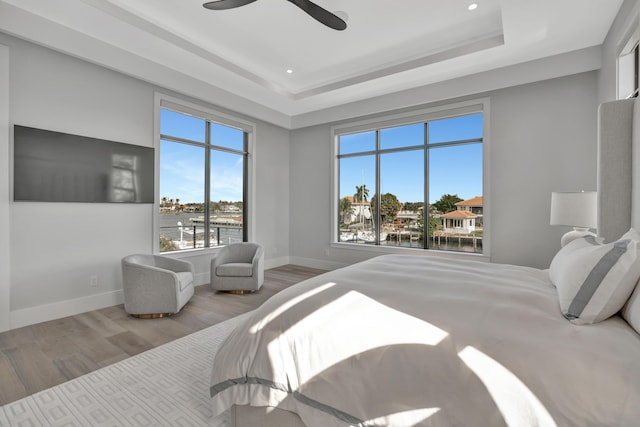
287, 0, 347, 30
203, 0, 257, 10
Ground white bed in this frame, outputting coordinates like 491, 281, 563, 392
208, 98, 640, 427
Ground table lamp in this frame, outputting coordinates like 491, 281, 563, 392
550, 191, 597, 247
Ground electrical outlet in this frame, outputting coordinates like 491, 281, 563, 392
89, 274, 98, 287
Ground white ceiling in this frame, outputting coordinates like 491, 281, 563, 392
0, 0, 625, 128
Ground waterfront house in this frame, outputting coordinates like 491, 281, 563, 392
455, 196, 483, 215
441, 210, 479, 234
455, 196, 484, 227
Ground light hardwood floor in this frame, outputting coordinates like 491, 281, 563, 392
0, 264, 326, 406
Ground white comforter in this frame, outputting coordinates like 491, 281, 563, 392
209, 255, 640, 426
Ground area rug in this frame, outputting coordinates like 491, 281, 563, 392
0, 313, 248, 426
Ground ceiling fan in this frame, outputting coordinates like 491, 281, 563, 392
203, 0, 347, 31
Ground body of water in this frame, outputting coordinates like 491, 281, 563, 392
340, 233, 482, 254
161, 213, 482, 254
384, 238, 481, 253
382, 238, 481, 253
159, 213, 243, 250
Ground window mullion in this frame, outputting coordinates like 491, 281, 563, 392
428, 138, 483, 148
210, 144, 246, 156
338, 149, 378, 159
243, 132, 248, 241
159, 134, 204, 147
204, 122, 211, 248
424, 122, 429, 250
375, 130, 381, 245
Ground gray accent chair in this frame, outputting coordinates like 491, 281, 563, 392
210, 243, 264, 293
121, 254, 195, 318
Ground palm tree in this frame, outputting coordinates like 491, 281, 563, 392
354, 184, 369, 204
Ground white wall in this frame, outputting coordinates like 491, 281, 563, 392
0, 43, 10, 332
3, 34, 290, 330
253, 123, 291, 266
290, 72, 598, 270
489, 73, 597, 267
8, 36, 155, 319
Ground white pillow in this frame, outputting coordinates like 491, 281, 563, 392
549, 234, 640, 325
620, 228, 640, 333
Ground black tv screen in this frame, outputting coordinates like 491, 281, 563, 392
13, 125, 154, 203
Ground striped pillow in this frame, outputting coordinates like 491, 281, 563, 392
549, 235, 640, 325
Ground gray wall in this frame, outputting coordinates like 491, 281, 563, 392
290, 72, 598, 270
489, 73, 597, 267
3, 34, 290, 327
0, 44, 9, 332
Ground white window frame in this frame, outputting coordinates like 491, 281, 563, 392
153, 93, 256, 256
330, 98, 491, 260
617, 14, 640, 99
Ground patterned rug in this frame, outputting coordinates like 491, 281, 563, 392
0, 314, 246, 426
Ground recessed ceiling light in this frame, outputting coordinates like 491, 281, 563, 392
468, 2, 478, 11
286, 69, 294, 74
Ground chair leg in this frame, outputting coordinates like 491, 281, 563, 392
220, 290, 255, 295
130, 312, 176, 319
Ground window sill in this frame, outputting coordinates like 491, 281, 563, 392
329, 241, 490, 262
156, 246, 224, 260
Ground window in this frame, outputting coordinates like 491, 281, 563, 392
158, 103, 250, 252
618, 27, 640, 99
335, 104, 484, 254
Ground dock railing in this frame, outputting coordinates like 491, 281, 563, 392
159, 224, 243, 252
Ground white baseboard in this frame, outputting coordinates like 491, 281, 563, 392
265, 256, 291, 270
10, 290, 124, 330
6, 256, 318, 330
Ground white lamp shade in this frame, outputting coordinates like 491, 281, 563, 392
550, 191, 597, 228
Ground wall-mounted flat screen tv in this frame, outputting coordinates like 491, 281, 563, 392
13, 125, 154, 203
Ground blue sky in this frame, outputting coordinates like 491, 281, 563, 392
160, 109, 244, 204
160, 109, 483, 205
339, 113, 483, 204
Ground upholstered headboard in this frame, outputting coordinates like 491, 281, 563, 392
597, 98, 640, 242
